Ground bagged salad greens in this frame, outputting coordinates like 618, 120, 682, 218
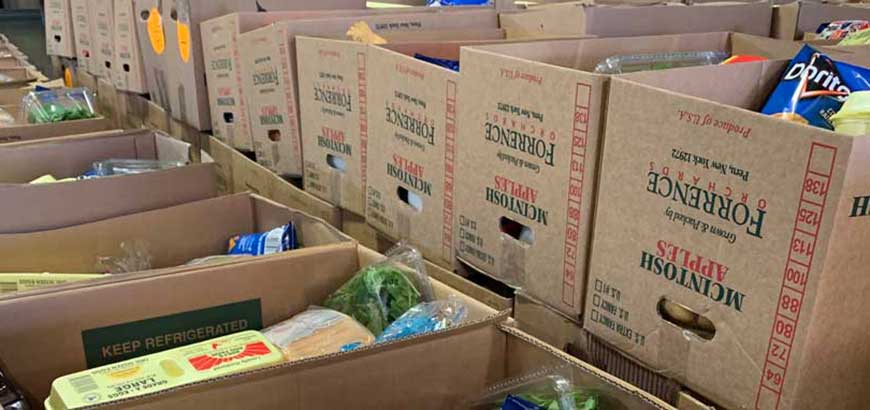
465, 368, 599, 410
324, 243, 434, 335
21, 88, 96, 124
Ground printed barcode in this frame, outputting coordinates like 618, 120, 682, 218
69, 375, 98, 395
0, 282, 18, 294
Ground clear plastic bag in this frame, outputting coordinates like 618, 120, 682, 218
323, 243, 435, 335
227, 222, 298, 256
375, 297, 468, 343
96, 241, 153, 274
0, 107, 16, 126
21, 87, 96, 124
184, 254, 255, 266
593, 51, 729, 74
262, 307, 375, 362
465, 368, 599, 410
89, 159, 188, 177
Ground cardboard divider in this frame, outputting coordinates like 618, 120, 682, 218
0, 129, 217, 233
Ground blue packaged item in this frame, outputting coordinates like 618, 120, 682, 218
227, 222, 298, 256
502, 395, 544, 410
414, 53, 460, 72
761, 45, 870, 130
428, 0, 490, 5
375, 299, 467, 343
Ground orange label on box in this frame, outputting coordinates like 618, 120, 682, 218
63, 67, 73, 88
147, 7, 165, 55
177, 22, 191, 63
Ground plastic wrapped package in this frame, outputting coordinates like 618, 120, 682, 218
428, 0, 491, 6
0, 367, 28, 410
0, 73, 13, 83
96, 241, 153, 274
817, 20, 870, 41
414, 54, 460, 72
593, 51, 729, 74
0, 107, 16, 126
185, 254, 255, 266
89, 159, 188, 177
21, 88, 96, 124
324, 243, 435, 335
227, 222, 298, 256
262, 308, 375, 362
375, 298, 468, 343
465, 368, 599, 410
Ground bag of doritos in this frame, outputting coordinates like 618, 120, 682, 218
761, 45, 870, 130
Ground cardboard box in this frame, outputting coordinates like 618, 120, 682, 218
0, 242, 506, 406
0, 129, 217, 233
70, 0, 96, 74
239, 9, 498, 178
113, 0, 148, 93
365, 38, 513, 269
584, 57, 870, 409
0, 67, 37, 87
45, 0, 76, 57
202, 9, 379, 150
133, 0, 171, 108
204, 134, 343, 227
92, 0, 115, 79
454, 32, 803, 320
161, 0, 368, 132
499, 1, 772, 39
0, 103, 113, 143
0, 192, 349, 273
774, 1, 870, 40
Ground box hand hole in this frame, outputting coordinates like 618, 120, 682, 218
657, 298, 716, 340
499, 216, 534, 245
397, 186, 423, 212
326, 154, 346, 173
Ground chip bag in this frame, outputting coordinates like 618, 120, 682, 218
761, 45, 870, 130
228, 222, 298, 256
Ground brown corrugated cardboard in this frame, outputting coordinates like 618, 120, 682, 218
0, 67, 37, 87
113, 0, 147, 93
203, 134, 343, 227
75, 324, 678, 410
161, 0, 368, 132
584, 58, 870, 409
0, 192, 349, 273
245, 9, 499, 179
366, 38, 514, 269
202, 9, 379, 151
499, 1, 772, 39
45, 0, 76, 57
454, 32, 803, 321
0, 242, 508, 407
0, 129, 217, 233
0, 117, 114, 144
70, 0, 95, 74
133, 0, 171, 108
92, 0, 115, 79
514, 291, 585, 353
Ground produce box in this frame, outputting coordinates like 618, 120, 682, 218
45, 0, 76, 57
454, 32, 803, 321
0, 67, 38, 87
113, 0, 147, 93
499, 1, 772, 39
0, 192, 349, 273
92, 0, 115, 80
202, 9, 378, 151
133, 0, 171, 108
0, 242, 505, 407
585, 56, 870, 409
0, 129, 216, 233
70, 0, 95, 74
773, 1, 870, 41
241, 8, 498, 178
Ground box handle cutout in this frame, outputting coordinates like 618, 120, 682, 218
54, 35, 61, 43
326, 154, 346, 173
105, 61, 112, 69
397, 186, 423, 212
170, 8, 178, 21
123, 63, 130, 72
140, 10, 150, 21
222, 112, 234, 124
657, 298, 715, 340
267, 130, 281, 142
499, 216, 534, 245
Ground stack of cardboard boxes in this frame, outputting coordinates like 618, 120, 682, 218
22, 0, 870, 408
